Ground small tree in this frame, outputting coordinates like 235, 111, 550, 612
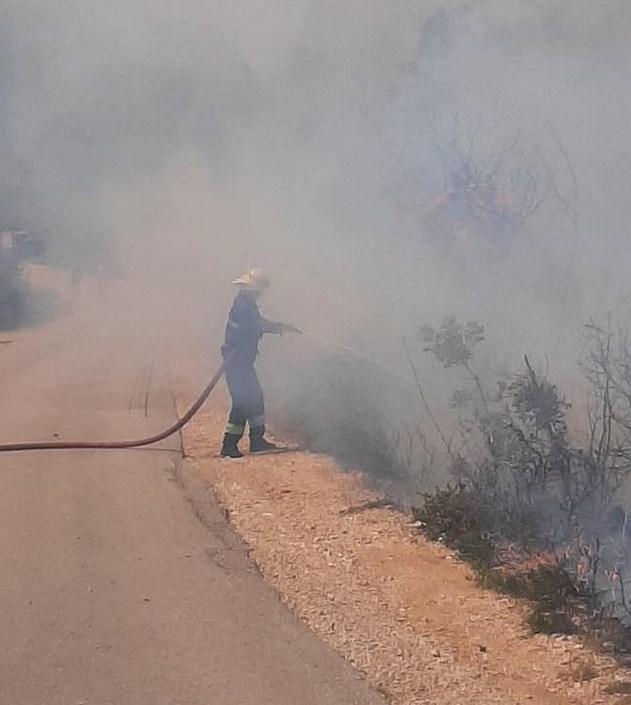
420, 317, 488, 413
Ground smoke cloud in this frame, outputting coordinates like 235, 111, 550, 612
2, 1, 630, 473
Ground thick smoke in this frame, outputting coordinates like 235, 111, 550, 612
1, 1, 631, 470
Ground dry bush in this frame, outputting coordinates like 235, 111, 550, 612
415, 316, 631, 650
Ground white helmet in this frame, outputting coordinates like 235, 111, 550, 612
232, 267, 270, 292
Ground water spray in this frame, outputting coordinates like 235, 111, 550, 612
303, 332, 455, 459
301, 331, 402, 378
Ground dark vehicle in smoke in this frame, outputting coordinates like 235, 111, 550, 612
0, 230, 44, 329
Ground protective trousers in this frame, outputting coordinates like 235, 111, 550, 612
224, 361, 265, 439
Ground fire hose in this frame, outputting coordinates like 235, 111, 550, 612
0, 332, 398, 454
0, 361, 226, 453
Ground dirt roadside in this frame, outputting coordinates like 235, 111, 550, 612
178, 392, 631, 705
0, 305, 385, 705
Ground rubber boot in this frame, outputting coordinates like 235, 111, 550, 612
221, 433, 243, 458
249, 426, 278, 453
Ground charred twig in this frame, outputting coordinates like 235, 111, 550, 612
128, 364, 145, 412
144, 360, 154, 418
546, 118, 579, 234
464, 361, 489, 414
339, 498, 399, 516
403, 337, 455, 461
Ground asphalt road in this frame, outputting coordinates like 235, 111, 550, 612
0, 311, 383, 705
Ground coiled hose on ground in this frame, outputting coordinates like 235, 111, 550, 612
0, 361, 226, 453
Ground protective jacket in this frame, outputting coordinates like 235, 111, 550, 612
221, 290, 282, 366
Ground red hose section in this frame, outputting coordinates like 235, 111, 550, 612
0, 362, 226, 453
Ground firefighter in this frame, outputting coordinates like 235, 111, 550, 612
220, 268, 300, 458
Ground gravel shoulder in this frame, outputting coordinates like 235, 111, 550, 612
180, 393, 631, 705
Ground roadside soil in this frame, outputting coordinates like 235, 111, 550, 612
178, 378, 631, 705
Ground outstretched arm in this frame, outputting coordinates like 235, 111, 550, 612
260, 317, 301, 335
260, 317, 284, 335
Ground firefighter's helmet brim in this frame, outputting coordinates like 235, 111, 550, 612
232, 268, 270, 291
